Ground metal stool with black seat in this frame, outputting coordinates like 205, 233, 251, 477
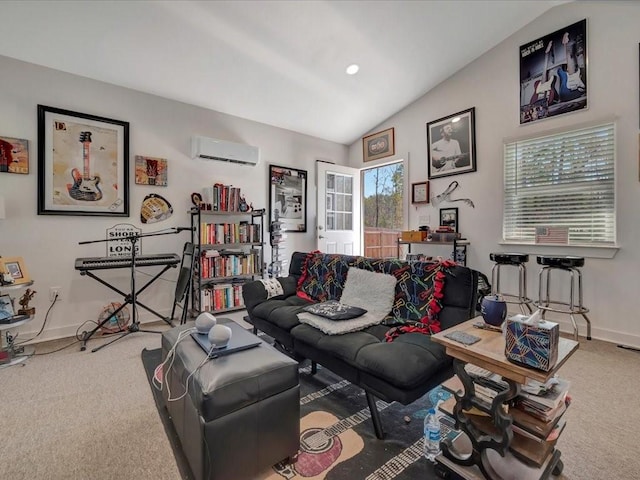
536, 255, 592, 341
489, 253, 535, 315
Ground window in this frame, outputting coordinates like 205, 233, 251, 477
503, 122, 615, 246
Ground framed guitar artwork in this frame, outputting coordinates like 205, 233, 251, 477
37, 105, 129, 216
519, 19, 587, 125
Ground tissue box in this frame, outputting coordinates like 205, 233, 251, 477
504, 316, 559, 371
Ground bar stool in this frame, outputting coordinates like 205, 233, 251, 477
535, 255, 592, 341
489, 253, 534, 315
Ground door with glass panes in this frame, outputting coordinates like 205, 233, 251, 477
316, 162, 361, 255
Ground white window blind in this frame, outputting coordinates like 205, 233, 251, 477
503, 122, 615, 246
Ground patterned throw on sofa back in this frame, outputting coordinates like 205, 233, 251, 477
297, 253, 446, 325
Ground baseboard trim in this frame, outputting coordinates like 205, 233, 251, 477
18, 310, 173, 345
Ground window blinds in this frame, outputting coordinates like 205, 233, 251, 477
503, 122, 615, 246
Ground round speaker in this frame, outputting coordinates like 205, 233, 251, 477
195, 312, 217, 334
208, 324, 232, 348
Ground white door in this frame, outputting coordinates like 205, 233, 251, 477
316, 161, 361, 255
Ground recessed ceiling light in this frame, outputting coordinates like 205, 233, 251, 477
346, 64, 359, 75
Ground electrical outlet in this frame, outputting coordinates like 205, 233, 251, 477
50, 286, 62, 301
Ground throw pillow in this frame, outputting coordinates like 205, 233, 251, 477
297, 267, 397, 335
302, 300, 367, 320
340, 267, 397, 315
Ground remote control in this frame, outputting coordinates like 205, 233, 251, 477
444, 330, 481, 345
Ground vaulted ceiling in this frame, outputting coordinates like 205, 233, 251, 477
0, 1, 568, 144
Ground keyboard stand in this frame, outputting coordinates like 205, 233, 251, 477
80, 263, 175, 351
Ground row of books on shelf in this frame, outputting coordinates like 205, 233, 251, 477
200, 283, 244, 312
200, 222, 261, 245
200, 251, 260, 279
201, 183, 245, 212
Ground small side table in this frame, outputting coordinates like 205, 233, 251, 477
432, 318, 579, 480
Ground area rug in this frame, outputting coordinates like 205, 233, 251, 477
141, 347, 453, 480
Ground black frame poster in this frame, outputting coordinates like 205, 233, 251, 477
519, 19, 587, 125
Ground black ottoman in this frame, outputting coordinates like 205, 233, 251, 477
161, 319, 300, 480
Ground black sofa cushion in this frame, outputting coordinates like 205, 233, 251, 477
251, 297, 311, 332
355, 333, 452, 390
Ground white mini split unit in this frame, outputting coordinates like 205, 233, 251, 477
191, 136, 260, 166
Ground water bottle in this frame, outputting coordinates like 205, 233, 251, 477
424, 408, 441, 462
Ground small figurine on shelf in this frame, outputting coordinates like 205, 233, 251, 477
238, 194, 251, 212
17, 288, 36, 316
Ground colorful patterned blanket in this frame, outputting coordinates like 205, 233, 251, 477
296, 252, 454, 326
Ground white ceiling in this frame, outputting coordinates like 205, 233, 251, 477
0, 0, 568, 145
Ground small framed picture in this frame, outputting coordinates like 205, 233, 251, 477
0, 136, 29, 174
411, 181, 429, 204
0, 294, 15, 320
439, 207, 459, 232
0, 256, 30, 285
362, 127, 395, 162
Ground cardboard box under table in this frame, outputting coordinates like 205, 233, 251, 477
161, 320, 300, 480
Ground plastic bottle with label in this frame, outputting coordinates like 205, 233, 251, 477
424, 408, 441, 462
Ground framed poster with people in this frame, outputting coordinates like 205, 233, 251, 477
519, 19, 587, 125
426, 107, 476, 180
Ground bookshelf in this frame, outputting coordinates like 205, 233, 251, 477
431, 318, 579, 480
190, 207, 264, 315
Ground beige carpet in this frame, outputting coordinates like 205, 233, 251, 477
1, 325, 639, 480
0, 327, 180, 480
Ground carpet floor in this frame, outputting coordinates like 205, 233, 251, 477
141, 347, 452, 480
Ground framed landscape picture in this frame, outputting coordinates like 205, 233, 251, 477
519, 19, 587, 124
37, 105, 130, 216
269, 164, 307, 232
427, 108, 476, 180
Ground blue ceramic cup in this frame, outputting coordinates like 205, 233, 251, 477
481, 295, 507, 327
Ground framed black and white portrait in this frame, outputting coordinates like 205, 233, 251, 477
427, 108, 476, 180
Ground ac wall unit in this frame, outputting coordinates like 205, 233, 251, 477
191, 136, 260, 166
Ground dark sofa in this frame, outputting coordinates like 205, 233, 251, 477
242, 251, 479, 438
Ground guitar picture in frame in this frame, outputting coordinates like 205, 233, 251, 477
37, 105, 129, 216
520, 19, 587, 125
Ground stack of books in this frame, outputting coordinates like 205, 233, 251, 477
515, 377, 570, 423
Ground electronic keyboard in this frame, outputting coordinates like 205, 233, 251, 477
74, 253, 180, 271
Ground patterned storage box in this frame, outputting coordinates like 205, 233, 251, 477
504, 317, 559, 371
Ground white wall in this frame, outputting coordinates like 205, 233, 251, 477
349, 1, 640, 346
0, 55, 347, 343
